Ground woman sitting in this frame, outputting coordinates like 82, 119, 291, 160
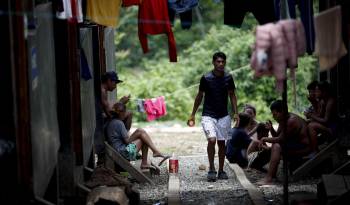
105, 102, 170, 171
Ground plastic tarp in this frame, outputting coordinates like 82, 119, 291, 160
29, 3, 60, 197
80, 27, 96, 165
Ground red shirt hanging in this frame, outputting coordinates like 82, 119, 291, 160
138, 0, 177, 62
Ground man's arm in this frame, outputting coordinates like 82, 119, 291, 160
246, 140, 259, 155
266, 120, 278, 137
308, 98, 335, 124
228, 90, 238, 121
119, 94, 131, 105
263, 117, 298, 144
101, 89, 112, 118
188, 91, 204, 126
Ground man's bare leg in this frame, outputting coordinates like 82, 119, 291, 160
261, 143, 281, 184
207, 138, 216, 171
217, 140, 225, 172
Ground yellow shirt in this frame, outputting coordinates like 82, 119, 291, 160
87, 0, 122, 27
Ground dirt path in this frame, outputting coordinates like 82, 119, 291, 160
133, 126, 208, 156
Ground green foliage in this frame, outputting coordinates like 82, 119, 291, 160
115, 2, 318, 123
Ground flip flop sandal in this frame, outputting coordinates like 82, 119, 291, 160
155, 154, 171, 166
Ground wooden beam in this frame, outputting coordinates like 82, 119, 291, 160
168, 175, 181, 205
104, 142, 154, 185
11, 0, 33, 200
292, 139, 339, 179
332, 160, 350, 175
226, 160, 266, 205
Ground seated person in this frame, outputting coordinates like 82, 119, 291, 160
105, 102, 170, 171
246, 123, 271, 172
304, 80, 321, 119
101, 71, 133, 131
243, 104, 259, 139
225, 113, 252, 168
305, 81, 337, 143
258, 100, 313, 185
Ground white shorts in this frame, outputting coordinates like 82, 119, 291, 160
201, 115, 231, 141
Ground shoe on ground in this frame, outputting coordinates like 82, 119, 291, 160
217, 171, 228, 180
207, 170, 217, 182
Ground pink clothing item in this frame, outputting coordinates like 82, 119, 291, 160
250, 20, 306, 92
295, 20, 306, 56
279, 20, 298, 69
144, 96, 167, 121
250, 23, 274, 77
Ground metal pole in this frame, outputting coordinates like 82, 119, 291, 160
280, 0, 289, 204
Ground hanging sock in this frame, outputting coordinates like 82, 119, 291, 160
136, 99, 145, 113
143, 96, 167, 121
314, 6, 347, 71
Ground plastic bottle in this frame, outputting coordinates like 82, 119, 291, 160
169, 153, 178, 174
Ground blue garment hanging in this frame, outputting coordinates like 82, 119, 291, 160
80, 49, 92, 80
168, 0, 199, 14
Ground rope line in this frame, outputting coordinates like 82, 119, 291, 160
130, 63, 251, 100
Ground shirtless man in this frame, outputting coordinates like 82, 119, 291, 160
95, 71, 132, 165
258, 100, 312, 184
305, 81, 337, 143
101, 71, 132, 131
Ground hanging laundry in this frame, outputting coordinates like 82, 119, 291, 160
224, 0, 276, 27
138, 0, 177, 62
274, 0, 315, 54
314, 6, 347, 71
122, 0, 142, 7
56, 0, 83, 23
168, 9, 192, 29
168, 0, 198, 14
250, 20, 306, 92
143, 96, 167, 121
80, 49, 92, 80
86, 0, 122, 27
168, 0, 198, 29
136, 99, 145, 113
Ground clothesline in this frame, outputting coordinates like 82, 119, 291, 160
128, 63, 251, 100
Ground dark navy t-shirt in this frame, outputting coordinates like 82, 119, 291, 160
199, 71, 235, 119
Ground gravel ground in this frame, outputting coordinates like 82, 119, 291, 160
179, 155, 252, 205
132, 158, 170, 205
244, 165, 319, 205
131, 127, 320, 205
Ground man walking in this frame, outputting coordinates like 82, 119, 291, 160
187, 52, 239, 182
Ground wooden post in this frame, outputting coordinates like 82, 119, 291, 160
280, 1, 289, 204
10, 0, 33, 201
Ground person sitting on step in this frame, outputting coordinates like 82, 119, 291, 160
105, 102, 170, 172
